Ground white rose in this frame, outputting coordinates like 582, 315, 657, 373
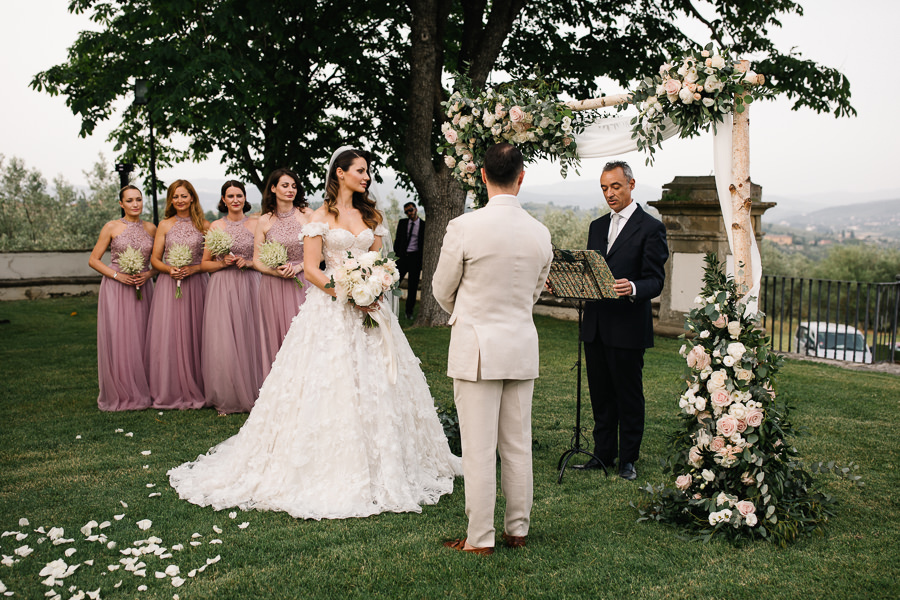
728, 321, 742, 339
745, 513, 758, 526
722, 355, 735, 367
482, 112, 496, 128
351, 284, 376, 307
701, 469, 715, 482
707, 370, 727, 390
679, 87, 694, 104
700, 330, 710, 339
683, 67, 699, 83
444, 155, 456, 169
702, 97, 715, 107
710, 55, 726, 69
727, 342, 747, 360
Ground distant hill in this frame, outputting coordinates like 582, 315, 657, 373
764, 197, 900, 242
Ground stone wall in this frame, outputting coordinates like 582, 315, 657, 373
0, 251, 103, 300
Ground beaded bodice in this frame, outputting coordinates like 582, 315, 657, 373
164, 217, 204, 266
301, 223, 389, 275
222, 217, 255, 260
110, 219, 153, 272
266, 209, 304, 264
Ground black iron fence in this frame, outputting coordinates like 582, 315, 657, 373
760, 276, 900, 364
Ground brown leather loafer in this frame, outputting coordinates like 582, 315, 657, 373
443, 538, 494, 556
502, 532, 527, 548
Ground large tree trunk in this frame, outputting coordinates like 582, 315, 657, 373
404, 0, 525, 326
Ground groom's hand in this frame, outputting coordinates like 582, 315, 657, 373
613, 278, 632, 297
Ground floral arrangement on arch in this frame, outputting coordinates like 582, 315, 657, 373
636, 254, 860, 546
439, 73, 594, 207
626, 43, 770, 163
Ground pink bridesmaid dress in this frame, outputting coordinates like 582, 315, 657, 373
202, 217, 264, 413
258, 208, 307, 379
146, 217, 209, 409
96, 219, 156, 411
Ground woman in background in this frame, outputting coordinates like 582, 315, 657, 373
88, 185, 157, 411
253, 168, 312, 378
200, 180, 263, 414
147, 180, 210, 409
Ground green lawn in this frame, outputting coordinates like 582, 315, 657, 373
1, 296, 897, 599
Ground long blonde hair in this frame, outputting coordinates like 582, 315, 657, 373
324, 149, 381, 230
164, 180, 206, 232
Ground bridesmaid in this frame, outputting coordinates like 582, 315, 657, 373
88, 185, 157, 411
146, 180, 210, 409
253, 168, 312, 378
200, 180, 263, 414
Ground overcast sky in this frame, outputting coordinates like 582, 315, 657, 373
2, 0, 898, 206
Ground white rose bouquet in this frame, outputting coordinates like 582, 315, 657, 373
166, 243, 193, 299
326, 250, 400, 328
117, 245, 146, 300
258, 240, 303, 288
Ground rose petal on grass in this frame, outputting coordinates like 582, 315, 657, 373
146, 484, 155, 488
154, 572, 166, 579
106, 542, 116, 550
172, 576, 185, 587
148, 493, 161, 498
64, 549, 76, 558
142, 466, 149, 470
187, 569, 197, 577
140, 451, 151, 456
107, 565, 119, 571
13, 546, 32, 557
206, 555, 220, 565
190, 533, 201, 538
1, 556, 17, 567
164, 565, 179, 577
47, 528, 64, 540
238, 522, 249, 530
125, 433, 133, 438
14, 534, 26, 542
114, 580, 122, 588
209, 539, 222, 545
115, 429, 124, 433
113, 514, 125, 521
83, 560, 94, 566
86, 590, 100, 600
80, 521, 98, 536
99, 522, 110, 530
136, 520, 152, 531
134, 569, 146, 577
228, 512, 236, 519
120, 501, 128, 508
75, 435, 81, 440
212, 526, 222, 534
18, 519, 28, 527
138, 585, 147, 591
170, 544, 183, 552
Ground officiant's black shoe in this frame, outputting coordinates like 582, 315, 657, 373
618, 462, 637, 481
443, 538, 494, 556
572, 458, 606, 471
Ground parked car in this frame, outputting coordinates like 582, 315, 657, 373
795, 321, 874, 364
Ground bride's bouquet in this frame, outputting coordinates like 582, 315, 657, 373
327, 251, 401, 328
117, 245, 146, 300
166, 243, 193, 299
258, 240, 303, 288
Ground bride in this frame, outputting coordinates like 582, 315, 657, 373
168, 148, 461, 519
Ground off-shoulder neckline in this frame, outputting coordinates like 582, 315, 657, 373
305, 222, 384, 238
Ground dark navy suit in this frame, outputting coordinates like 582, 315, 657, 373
580, 204, 668, 465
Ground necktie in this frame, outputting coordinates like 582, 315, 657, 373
608, 213, 621, 247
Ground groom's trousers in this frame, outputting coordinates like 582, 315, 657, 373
454, 377, 534, 548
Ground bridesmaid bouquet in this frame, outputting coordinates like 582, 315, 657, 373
326, 251, 400, 328
259, 240, 303, 288
167, 243, 193, 299
117, 246, 146, 300
204, 228, 234, 258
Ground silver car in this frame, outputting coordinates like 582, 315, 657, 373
795, 321, 874, 364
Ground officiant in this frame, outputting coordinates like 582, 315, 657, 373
575, 161, 669, 481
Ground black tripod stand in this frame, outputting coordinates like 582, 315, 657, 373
556, 301, 608, 482
546, 249, 617, 483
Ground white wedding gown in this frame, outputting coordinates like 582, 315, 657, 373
168, 222, 461, 519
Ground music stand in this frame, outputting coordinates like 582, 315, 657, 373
547, 249, 618, 483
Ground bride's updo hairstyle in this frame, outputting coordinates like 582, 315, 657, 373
324, 148, 382, 231
261, 168, 307, 216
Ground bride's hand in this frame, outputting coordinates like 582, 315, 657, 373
355, 302, 380, 314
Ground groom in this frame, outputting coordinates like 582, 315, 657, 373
433, 142, 553, 555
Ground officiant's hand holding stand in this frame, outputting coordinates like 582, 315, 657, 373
546, 248, 618, 483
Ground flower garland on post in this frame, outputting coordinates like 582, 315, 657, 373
635, 254, 861, 546
626, 43, 770, 164
439, 74, 594, 207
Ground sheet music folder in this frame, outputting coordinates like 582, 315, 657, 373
547, 249, 617, 301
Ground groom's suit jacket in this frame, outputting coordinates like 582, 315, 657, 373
581, 203, 668, 349
432, 195, 553, 382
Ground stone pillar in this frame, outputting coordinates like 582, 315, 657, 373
647, 176, 775, 337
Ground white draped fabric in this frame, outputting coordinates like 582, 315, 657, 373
574, 113, 761, 313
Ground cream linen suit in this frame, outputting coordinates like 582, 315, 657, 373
432, 194, 552, 548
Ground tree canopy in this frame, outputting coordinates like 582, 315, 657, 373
34, 0, 855, 323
